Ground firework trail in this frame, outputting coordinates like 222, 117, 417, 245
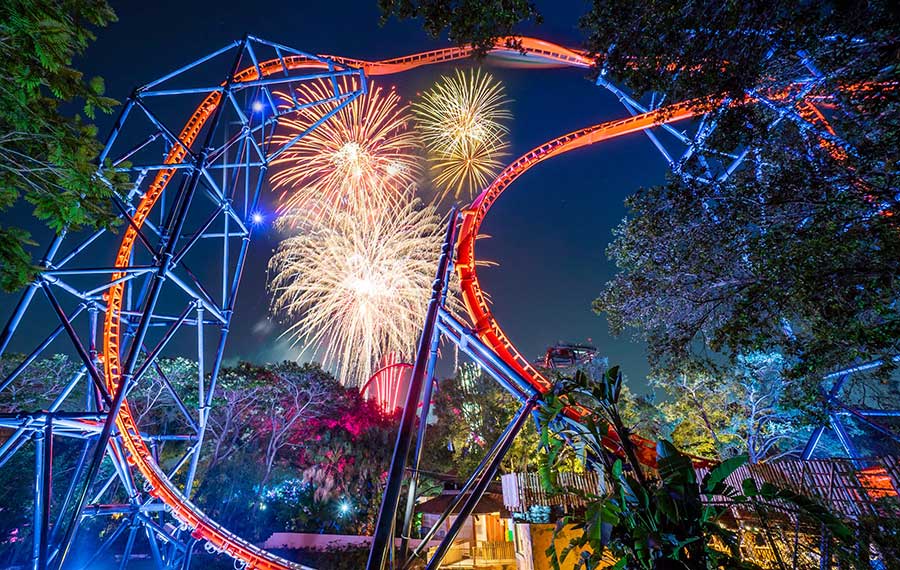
413, 69, 511, 202
269, 199, 443, 386
270, 77, 420, 219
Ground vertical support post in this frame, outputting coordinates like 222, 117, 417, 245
33, 416, 52, 570
398, 219, 457, 562
367, 210, 459, 570
829, 413, 862, 468
424, 397, 537, 570
819, 524, 831, 570
802, 373, 849, 461
184, 304, 205, 496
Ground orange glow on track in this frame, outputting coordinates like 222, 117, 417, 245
101, 36, 595, 570
101, 36, 855, 568
362, 353, 413, 412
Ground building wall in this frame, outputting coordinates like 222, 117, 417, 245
515, 523, 601, 570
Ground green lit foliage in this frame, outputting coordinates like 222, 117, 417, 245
378, 0, 542, 56
0, 353, 81, 412
423, 363, 541, 478
651, 353, 806, 463
539, 366, 857, 570
0, 0, 129, 291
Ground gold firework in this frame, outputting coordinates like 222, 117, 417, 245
268, 200, 443, 386
413, 69, 511, 202
271, 77, 420, 218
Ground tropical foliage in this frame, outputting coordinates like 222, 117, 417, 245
539, 366, 864, 570
0, 0, 128, 291
423, 363, 541, 477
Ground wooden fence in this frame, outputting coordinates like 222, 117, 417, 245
502, 457, 899, 519
501, 471, 604, 512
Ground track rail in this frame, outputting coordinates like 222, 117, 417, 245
100, 36, 595, 570
455, 99, 703, 467
101, 36, 840, 568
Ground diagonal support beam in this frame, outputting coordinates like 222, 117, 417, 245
424, 396, 538, 570
367, 210, 459, 570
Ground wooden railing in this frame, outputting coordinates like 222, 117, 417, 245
502, 457, 899, 519
474, 540, 515, 562
428, 540, 516, 567
501, 471, 605, 512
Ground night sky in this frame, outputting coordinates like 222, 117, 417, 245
0, 0, 670, 388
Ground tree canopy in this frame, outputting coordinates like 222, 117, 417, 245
381, 0, 900, 386
0, 0, 125, 291
378, 0, 541, 55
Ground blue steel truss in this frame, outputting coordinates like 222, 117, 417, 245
0, 36, 363, 570
0, 33, 896, 570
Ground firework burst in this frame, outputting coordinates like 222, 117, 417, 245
413, 69, 511, 202
268, 200, 443, 386
270, 77, 420, 217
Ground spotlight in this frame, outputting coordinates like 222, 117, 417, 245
251, 212, 264, 225
339, 501, 350, 515
251, 100, 264, 113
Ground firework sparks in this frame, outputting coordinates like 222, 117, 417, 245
268, 200, 443, 386
270, 77, 420, 218
413, 69, 511, 202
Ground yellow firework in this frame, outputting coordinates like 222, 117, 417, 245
413, 69, 511, 202
268, 200, 443, 386
271, 77, 420, 217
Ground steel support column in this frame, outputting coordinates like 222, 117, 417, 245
424, 396, 538, 570
32, 417, 52, 570
397, 213, 457, 562
367, 211, 459, 570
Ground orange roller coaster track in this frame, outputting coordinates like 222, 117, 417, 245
98, 36, 841, 569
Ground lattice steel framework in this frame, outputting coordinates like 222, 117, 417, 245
0, 33, 896, 570
0, 36, 365, 570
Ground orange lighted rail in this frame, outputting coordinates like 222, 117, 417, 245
101, 35, 858, 568
455, 99, 703, 468
101, 37, 594, 570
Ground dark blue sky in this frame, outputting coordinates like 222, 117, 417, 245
1, 0, 670, 387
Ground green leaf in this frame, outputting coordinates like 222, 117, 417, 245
704, 454, 748, 494
741, 477, 758, 497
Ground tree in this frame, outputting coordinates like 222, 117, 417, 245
723, 352, 801, 462
540, 366, 859, 570
0, 0, 127, 292
584, 2, 899, 386
424, 363, 541, 478
652, 368, 735, 460
651, 353, 807, 463
380, 0, 900, 394
185, 361, 399, 538
0, 353, 79, 412
378, 0, 541, 55
255, 362, 333, 486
